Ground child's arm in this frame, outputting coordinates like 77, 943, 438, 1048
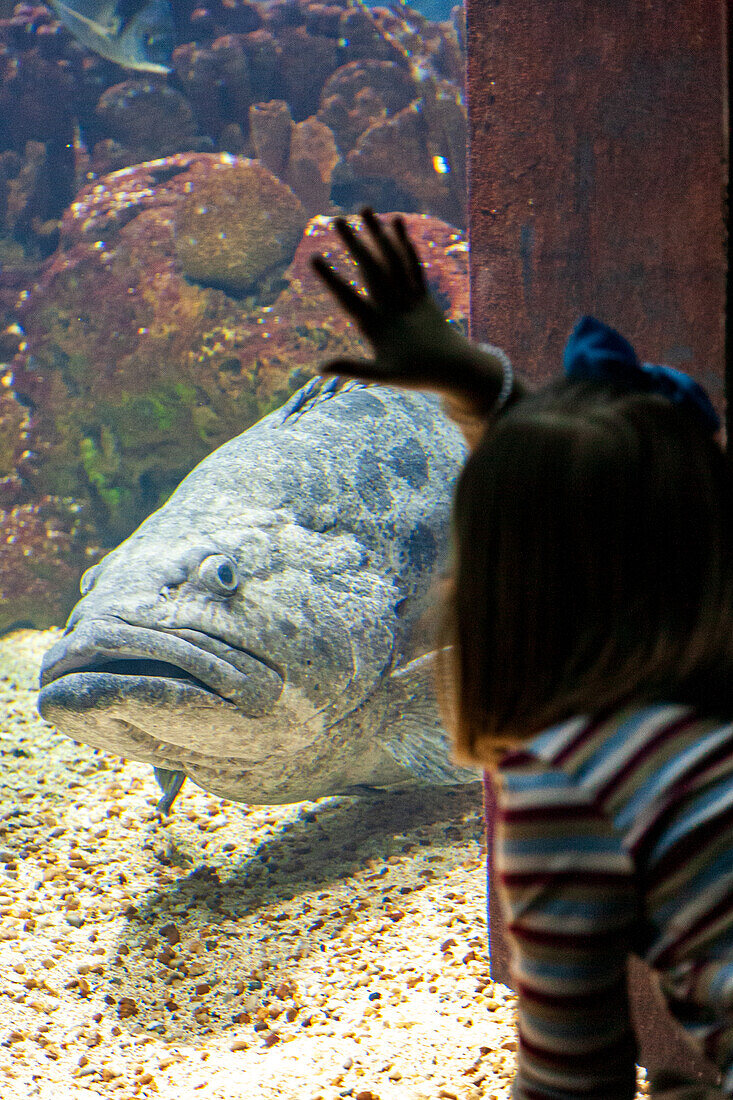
495, 758, 639, 1099
310, 209, 528, 448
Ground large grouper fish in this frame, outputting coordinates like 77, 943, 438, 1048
38, 377, 478, 813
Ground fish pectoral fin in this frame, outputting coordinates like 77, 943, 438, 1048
153, 767, 186, 815
380, 652, 478, 785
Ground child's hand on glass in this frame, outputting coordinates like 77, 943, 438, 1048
310, 207, 471, 393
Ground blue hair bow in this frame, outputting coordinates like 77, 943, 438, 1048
563, 316, 720, 435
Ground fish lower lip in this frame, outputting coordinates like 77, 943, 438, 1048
39, 620, 283, 716
37, 670, 273, 765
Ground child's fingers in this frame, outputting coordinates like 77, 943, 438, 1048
310, 256, 376, 330
360, 207, 405, 280
393, 216, 427, 293
331, 217, 388, 297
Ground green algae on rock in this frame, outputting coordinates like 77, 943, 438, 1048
8, 153, 311, 544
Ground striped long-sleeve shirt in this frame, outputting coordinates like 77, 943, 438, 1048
495, 703, 733, 1099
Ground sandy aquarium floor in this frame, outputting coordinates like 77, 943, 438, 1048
0, 629, 649, 1100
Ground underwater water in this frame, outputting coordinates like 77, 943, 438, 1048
0, 3, 503, 1099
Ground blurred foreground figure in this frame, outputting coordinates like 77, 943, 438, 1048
312, 208, 733, 1098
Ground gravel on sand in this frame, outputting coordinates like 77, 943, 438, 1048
0, 629, 648, 1099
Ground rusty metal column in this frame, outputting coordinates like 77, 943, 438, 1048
466, 0, 728, 1084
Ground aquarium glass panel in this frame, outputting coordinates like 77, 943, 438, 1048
0, 2, 490, 1096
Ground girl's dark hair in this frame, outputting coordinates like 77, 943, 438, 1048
439, 378, 733, 769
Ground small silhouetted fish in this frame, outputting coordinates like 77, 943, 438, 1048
49, 0, 174, 73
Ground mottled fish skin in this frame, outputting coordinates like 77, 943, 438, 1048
38, 380, 479, 806
49, 0, 173, 73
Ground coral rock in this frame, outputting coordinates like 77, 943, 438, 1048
249, 99, 294, 179
263, 0, 306, 31
370, 3, 466, 86
286, 116, 339, 216
95, 82, 200, 163
0, 380, 27, 482
239, 28, 281, 103
174, 156, 307, 295
211, 34, 254, 121
89, 139, 133, 179
171, 42, 221, 137
4, 140, 60, 250
304, 3, 343, 38
337, 6, 405, 65
0, 48, 76, 151
318, 60, 418, 153
5, 153, 327, 547
347, 80, 466, 226
218, 122, 247, 154
277, 26, 337, 121
0, 0, 466, 253
287, 210, 469, 325
217, 1, 262, 35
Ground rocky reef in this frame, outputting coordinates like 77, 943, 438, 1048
0, 0, 467, 629
0, 150, 468, 630
0, 0, 466, 273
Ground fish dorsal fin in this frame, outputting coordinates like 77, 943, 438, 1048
278, 377, 368, 426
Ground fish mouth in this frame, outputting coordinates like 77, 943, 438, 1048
38, 618, 284, 717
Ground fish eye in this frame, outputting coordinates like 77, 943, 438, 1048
198, 554, 238, 596
79, 565, 98, 596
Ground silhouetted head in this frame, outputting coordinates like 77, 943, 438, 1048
441, 377, 733, 767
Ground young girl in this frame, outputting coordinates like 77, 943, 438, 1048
311, 210, 733, 1099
